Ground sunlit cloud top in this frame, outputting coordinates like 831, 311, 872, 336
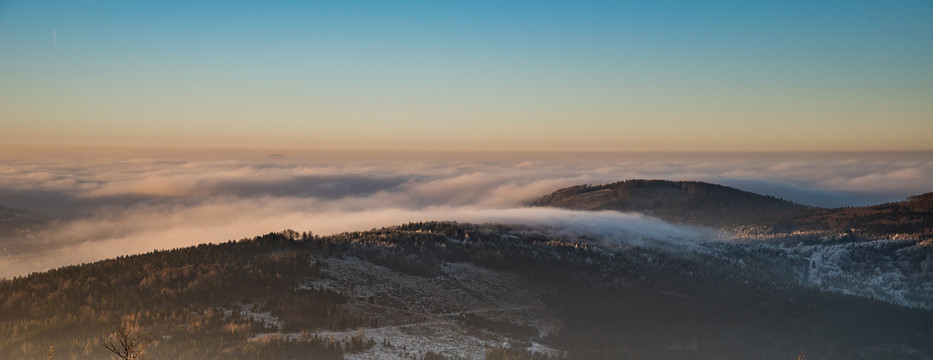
0, 151, 930, 277
1, 1, 931, 151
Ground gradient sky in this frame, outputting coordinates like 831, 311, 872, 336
1, 0, 932, 152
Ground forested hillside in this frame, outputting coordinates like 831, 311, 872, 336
777, 192, 933, 239
532, 180, 810, 228
1, 234, 364, 359
2, 222, 932, 359
534, 180, 933, 240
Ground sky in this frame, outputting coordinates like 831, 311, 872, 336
1, 2, 932, 276
1, 0, 932, 151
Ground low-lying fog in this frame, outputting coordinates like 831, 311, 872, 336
0, 150, 930, 278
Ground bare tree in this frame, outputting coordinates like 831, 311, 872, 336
101, 322, 154, 360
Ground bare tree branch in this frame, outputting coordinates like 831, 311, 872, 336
101, 322, 153, 360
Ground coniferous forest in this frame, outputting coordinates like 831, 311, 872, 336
3, 221, 932, 359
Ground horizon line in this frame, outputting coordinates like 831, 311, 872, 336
3, 143, 933, 156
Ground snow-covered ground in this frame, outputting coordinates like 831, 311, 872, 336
794, 239, 933, 309
247, 233, 930, 359
711, 236, 933, 310
280, 256, 563, 359
225, 303, 283, 331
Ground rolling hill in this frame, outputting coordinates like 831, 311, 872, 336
531, 180, 810, 228
2, 222, 932, 360
534, 179, 933, 240
2, 180, 932, 359
778, 192, 933, 239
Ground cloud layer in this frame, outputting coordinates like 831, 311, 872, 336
0, 151, 930, 277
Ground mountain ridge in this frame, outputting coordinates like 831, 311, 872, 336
533, 179, 933, 240
3, 223, 933, 360
532, 179, 811, 228
2, 181, 932, 359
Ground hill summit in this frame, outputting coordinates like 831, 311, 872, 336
533, 179, 809, 228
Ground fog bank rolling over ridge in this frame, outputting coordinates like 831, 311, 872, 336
0, 151, 931, 277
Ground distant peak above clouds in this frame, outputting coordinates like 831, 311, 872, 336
534, 179, 933, 240
533, 179, 809, 228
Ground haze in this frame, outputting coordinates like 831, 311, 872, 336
0, 150, 929, 277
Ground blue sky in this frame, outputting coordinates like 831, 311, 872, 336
2, 0, 932, 151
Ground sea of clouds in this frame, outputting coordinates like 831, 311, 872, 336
0, 151, 930, 277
